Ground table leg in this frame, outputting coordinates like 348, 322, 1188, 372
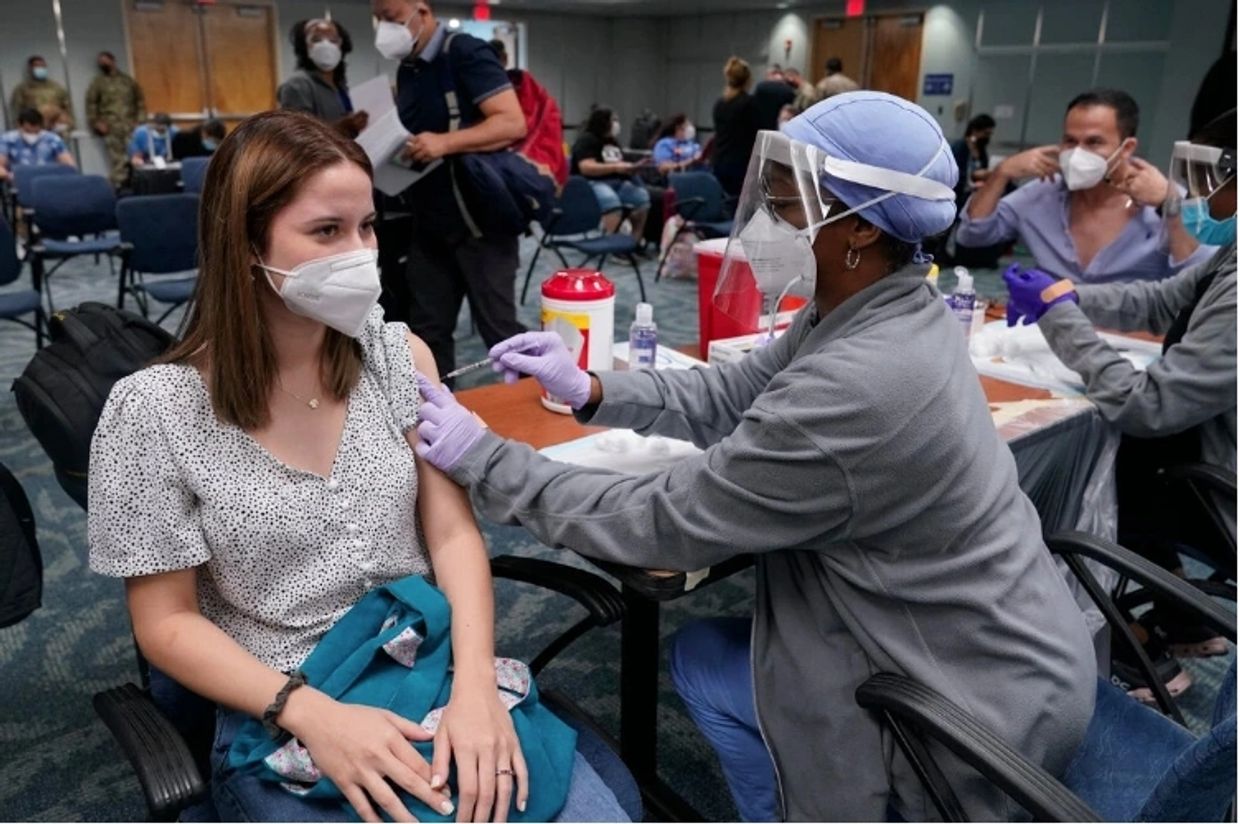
618, 585, 704, 822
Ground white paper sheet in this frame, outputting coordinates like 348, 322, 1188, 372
969, 320, 1161, 396
350, 75, 441, 196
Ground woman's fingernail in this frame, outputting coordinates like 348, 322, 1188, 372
431, 773, 442, 788
518, 800, 527, 812
440, 800, 455, 815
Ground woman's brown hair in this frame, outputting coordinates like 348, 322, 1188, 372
722, 56, 752, 100
161, 109, 374, 430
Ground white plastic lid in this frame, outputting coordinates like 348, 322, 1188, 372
635, 302, 654, 325
953, 266, 973, 292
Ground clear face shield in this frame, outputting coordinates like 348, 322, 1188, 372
1169, 139, 1236, 244
1170, 140, 1234, 202
713, 130, 956, 336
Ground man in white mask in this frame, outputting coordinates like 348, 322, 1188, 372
370, 0, 529, 382
958, 88, 1217, 284
277, 18, 369, 137
0, 107, 76, 183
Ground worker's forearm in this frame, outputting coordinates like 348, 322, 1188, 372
134, 610, 301, 719
965, 166, 1010, 219
442, 112, 526, 155
1164, 213, 1202, 264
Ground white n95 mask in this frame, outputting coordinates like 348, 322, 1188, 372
1060, 146, 1120, 191
309, 40, 342, 71
375, 19, 417, 61
738, 209, 817, 299
258, 249, 381, 338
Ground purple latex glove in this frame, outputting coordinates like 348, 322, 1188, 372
488, 331, 592, 410
1002, 263, 1078, 327
414, 375, 486, 473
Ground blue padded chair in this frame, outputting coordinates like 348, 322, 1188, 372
11, 164, 78, 241
27, 174, 124, 314
0, 213, 43, 348
181, 157, 210, 195
115, 194, 199, 325
854, 532, 1236, 822
655, 171, 735, 282
13, 163, 78, 210
519, 176, 646, 305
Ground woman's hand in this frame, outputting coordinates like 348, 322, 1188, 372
431, 685, 529, 822
282, 689, 455, 822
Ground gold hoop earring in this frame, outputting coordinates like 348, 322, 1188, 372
845, 247, 861, 271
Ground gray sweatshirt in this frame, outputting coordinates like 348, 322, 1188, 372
1038, 244, 1237, 473
448, 266, 1096, 820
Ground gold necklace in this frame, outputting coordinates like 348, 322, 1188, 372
277, 380, 321, 410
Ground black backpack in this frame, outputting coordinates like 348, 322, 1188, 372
0, 461, 42, 628
12, 303, 176, 509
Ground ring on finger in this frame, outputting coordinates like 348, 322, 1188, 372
496, 768, 515, 777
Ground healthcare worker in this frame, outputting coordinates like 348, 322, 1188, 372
414, 92, 1096, 821
1005, 104, 1236, 670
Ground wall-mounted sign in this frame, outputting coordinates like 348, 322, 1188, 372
923, 73, 953, 96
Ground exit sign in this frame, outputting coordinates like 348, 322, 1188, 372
846, 0, 865, 16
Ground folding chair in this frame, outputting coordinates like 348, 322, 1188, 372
27, 174, 124, 314
655, 171, 735, 282
11, 164, 78, 242
520, 176, 647, 304
116, 194, 199, 325
180, 157, 210, 195
0, 212, 43, 348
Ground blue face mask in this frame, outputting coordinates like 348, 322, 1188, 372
202, 138, 218, 152
1183, 196, 1237, 246
32, 66, 49, 81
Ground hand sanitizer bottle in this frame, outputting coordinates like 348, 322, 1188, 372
949, 266, 976, 337
629, 302, 657, 370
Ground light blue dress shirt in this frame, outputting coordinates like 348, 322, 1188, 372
956, 176, 1216, 283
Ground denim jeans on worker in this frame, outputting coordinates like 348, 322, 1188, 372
208, 708, 629, 822
589, 180, 651, 214
669, 617, 778, 822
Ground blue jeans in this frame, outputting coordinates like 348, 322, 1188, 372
208, 708, 629, 822
669, 617, 778, 821
589, 180, 650, 214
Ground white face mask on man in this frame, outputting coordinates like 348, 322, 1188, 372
1059, 144, 1123, 191
257, 248, 382, 338
374, 15, 422, 61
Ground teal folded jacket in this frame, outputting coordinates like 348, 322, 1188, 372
228, 575, 577, 822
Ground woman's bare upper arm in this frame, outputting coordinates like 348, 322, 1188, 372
125, 568, 201, 635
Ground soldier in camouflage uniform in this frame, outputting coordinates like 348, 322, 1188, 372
10, 56, 74, 133
84, 51, 146, 187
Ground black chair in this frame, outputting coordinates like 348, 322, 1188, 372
180, 157, 210, 195
115, 194, 199, 324
519, 176, 647, 305
655, 172, 734, 282
27, 174, 125, 314
855, 531, 1236, 822
0, 212, 44, 348
95, 554, 639, 821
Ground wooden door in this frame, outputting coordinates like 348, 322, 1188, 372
811, 17, 866, 86
867, 13, 923, 102
201, 3, 277, 122
124, 0, 208, 119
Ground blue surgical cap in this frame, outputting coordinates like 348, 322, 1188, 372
782, 91, 960, 243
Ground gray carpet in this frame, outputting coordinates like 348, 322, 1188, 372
0, 233, 1231, 822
